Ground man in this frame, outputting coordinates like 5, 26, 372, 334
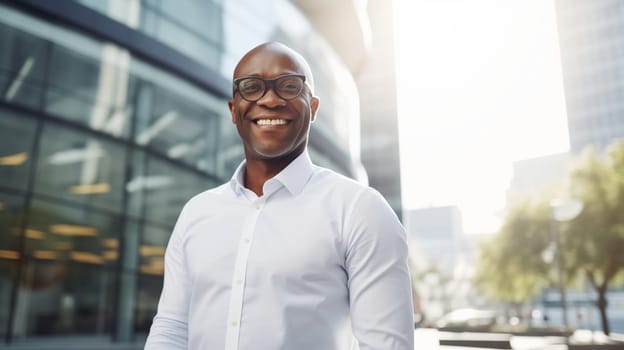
145, 42, 414, 350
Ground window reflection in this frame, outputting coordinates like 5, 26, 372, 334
139, 223, 168, 277
134, 274, 161, 336
0, 107, 37, 191
134, 102, 220, 171
26, 199, 120, 266
11, 261, 116, 338
140, 155, 216, 226
0, 22, 47, 110
34, 123, 126, 213
0, 194, 29, 285
0, 260, 17, 337
134, 221, 169, 335
77, 0, 223, 73
8, 198, 120, 339
45, 44, 134, 139
0, 192, 25, 338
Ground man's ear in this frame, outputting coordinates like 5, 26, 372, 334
228, 99, 236, 124
310, 96, 320, 123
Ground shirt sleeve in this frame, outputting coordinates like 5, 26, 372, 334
345, 188, 414, 350
144, 206, 191, 350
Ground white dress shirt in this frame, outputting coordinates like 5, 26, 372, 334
144, 151, 414, 350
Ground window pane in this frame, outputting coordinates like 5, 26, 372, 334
79, 0, 224, 70
45, 45, 134, 139
137, 155, 216, 226
25, 198, 120, 268
0, 22, 47, 109
0, 260, 17, 338
0, 191, 27, 252
133, 81, 221, 172
10, 198, 120, 339
34, 123, 126, 213
134, 274, 162, 337
11, 261, 116, 339
0, 107, 37, 191
139, 222, 168, 278
216, 118, 244, 177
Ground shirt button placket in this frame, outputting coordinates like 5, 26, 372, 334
225, 200, 264, 350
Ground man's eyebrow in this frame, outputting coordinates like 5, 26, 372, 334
234, 73, 303, 80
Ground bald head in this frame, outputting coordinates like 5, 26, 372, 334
233, 42, 315, 94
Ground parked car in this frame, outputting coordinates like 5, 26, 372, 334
436, 308, 498, 331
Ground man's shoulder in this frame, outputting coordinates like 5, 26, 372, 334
312, 165, 362, 186
184, 182, 231, 209
310, 165, 375, 198
311, 166, 400, 227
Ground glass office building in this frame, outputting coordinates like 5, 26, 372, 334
0, 0, 367, 348
555, 0, 624, 152
356, 0, 403, 219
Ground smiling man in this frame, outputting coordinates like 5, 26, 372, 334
144, 42, 414, 350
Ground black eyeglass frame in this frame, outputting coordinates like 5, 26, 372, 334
232, 74, 308, 102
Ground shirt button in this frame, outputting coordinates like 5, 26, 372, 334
255, 204, 261, 210
236, 279, 242, 285
231, 321, 238, 327
244, 238, 250, 244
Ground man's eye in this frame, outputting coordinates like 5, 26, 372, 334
241, 81, 262, 93
278, 79, 301, 92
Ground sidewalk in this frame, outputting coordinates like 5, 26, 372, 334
414, 328, 624, 350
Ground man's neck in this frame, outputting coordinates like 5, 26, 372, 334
243, 152, 301, 196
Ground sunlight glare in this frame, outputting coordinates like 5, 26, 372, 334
394, 0, 569, 233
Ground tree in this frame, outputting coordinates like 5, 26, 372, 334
475, 140, 624, 335
474, 197, 554, 306
563, 141, 624, 335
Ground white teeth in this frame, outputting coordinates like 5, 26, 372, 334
256, 119, 287, 126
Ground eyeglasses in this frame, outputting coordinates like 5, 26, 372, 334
233, 74, 307, 102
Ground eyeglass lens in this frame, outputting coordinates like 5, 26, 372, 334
238, 75, 304, 101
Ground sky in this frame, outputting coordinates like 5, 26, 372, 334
394, 0, 570, 234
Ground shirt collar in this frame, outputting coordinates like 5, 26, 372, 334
229, 151, 314, 197
229, 160, 247, 196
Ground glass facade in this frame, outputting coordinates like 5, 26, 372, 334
0, 1, 363, 348
77, 0, 361, 162
555, 0, 624, 152
356, 0, 403, 218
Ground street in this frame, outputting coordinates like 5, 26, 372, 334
414, 328, 592, 350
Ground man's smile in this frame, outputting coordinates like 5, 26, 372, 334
255, 118, 289, 126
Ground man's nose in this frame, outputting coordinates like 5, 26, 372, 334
256, 86, 287, 108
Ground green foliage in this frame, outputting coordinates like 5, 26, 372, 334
473, 196, 552, 303
565, 141, 624, 288
474, 140, 624, 307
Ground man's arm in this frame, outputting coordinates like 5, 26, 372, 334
144, 208, 191, 350
346, 188, 414, 350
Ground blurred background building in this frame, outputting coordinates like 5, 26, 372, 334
508, 0, 624, 203
0, 0, 403, 348
404, 206, 477, 321
356, 0, 403, 218
507, 152, 571, 202
555, 0, 624, 153
404, 206, 463, 275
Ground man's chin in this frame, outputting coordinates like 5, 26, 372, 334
244, 138, 307, 161
255, 150, 291, 160
250, 145, 302, 161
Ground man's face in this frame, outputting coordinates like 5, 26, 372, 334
228, 48, 319, 162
